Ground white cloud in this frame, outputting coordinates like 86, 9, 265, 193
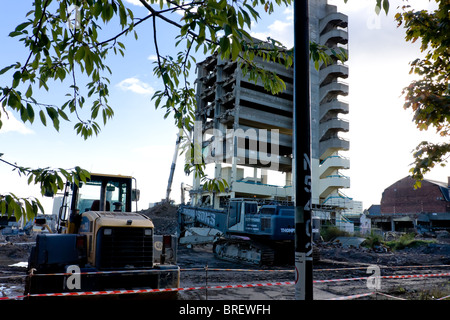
251, 8, 294, 48
147, 54, 158, 61
0, 113, 34, 135
125, 0, 169, 7
124, 0, 184, 14
124, 0, 145, 6
116, 77, 155, 95
283, 8, 293, 21
251, 20, 293, 48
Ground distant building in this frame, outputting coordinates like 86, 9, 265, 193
381, 176, 450, 215
366, 204, 381, 216
372, 176, 450, 232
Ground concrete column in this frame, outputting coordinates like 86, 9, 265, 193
261, 169, 268, 185
286, 171, 292, 186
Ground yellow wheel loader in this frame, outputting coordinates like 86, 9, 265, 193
25, 173, 179, 298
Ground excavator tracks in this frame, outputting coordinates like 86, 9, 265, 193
213, 237, 277, 266
213, 237, 320, 266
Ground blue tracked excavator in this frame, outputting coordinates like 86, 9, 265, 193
178, 198, 320, 265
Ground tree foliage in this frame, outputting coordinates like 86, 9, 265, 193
0, 0, 383, 220
395, 0, 450, 186
0, 153, 90, 220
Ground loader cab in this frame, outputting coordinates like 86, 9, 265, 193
74, 175, 133, 213
58, 173, 140, 234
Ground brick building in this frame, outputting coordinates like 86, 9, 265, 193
381, 176, 450, 215
374, 176, 450, 232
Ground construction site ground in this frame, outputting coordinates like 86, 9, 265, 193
1, 203, 450, 301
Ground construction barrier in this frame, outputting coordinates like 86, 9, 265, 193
375, 292, 407, 300
381, 272, 450, 280
182, 267, 294, 273
4, 264, 450, 277
313, 272, 450, 283
1, 267, 450, 301
326, 292, 376, 300
0, 281, 295, 300
314, 264, 450, 272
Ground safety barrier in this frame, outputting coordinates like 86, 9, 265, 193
4, 265, 448, 278
0, 281, 295, 300
326, 292, 376, 300
375, 292, 406, 300
314, 272, 450, 283
181, 267, 294, 273
1, 266, 450, 301
314, 264, 450, 272
331, 291, 450, 301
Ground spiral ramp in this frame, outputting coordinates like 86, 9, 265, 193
316, 9, 351, 206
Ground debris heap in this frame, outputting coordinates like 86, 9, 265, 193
140, 202, 179, 235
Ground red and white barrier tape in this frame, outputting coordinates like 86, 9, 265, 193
381, 272, 450, 280
207, 281, 294, 290
313, 272, 450, 284
326, 292, 376, 300
28, 268, 179, 277
315, 264, 450, 272
3, 264, 449, 279
375, 292, 407, 300
0, 281, 295, 300
331, 291, 450, 301
1, 271, 450, 300
11, 267, 287, 278
181, 268, 294, 273
314, 276, 367, 283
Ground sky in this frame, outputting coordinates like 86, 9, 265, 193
0, 0, 448, 216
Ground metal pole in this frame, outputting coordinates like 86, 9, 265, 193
166, 128, 183, 202
293, 0, 313, 300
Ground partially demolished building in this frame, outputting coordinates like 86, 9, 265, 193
190, 0, 353, 213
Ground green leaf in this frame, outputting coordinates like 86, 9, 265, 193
39, 109, 47, 126
15, 21, 32, 32
119, 5, 127, 27
58, 108, 69, 121
20, 105, 29, 123
375, 0, 382, 15
93, 0, 103, 17
383, 0, 390, 14
25, 84, 33, 98
102, 2, 114, 22
74, 45, 85, 63
12, 71, 22, 88
26, 103, 35, 123
231, 38, 240, 60
84, 50, 94, 75
9, 31, 23, 38
0, 64, 15, 75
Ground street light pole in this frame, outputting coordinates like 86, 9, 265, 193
293, 0, 313, 300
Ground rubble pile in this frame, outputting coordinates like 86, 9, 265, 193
140, 202, 179, 235
316, 232, 450, 267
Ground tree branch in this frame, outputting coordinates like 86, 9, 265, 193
97, 14, 153, 47
0, 0, 51, 107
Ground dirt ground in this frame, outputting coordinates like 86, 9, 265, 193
1, 203, 450, 300
175, 238, 450, 300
